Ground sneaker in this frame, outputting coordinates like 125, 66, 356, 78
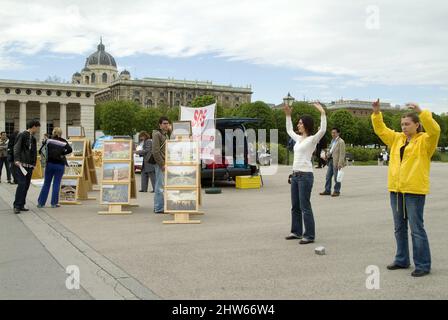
14, 208, 21, 214
19, 207, 30, 212
51, 204, 61, 208
299, 238, 315, 245
37, 204, 44, 208
285, 233, 302, 240
154, 211, 164, 214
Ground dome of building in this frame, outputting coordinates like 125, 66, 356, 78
85, 38, 117, 68
73, 72, 81, 77
120, 70, 130, 75
82, 66, 91, 72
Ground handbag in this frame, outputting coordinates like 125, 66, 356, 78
336, 169, 344, 183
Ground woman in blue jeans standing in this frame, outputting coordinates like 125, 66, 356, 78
371, 99, 440, 277
284, 102, 326, 244
37, 128, 72, 208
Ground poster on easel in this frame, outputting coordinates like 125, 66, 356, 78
59, 178, 80, 204
163, 138, 203, 224
59, 138, 97, 205
98, 139, 137, 215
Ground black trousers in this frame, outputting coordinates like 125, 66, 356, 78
0, 156, 11, 181
7, 155, 18, 183
14, 166, 33, 209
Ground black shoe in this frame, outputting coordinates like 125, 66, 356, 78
319, 191, 331, 196
19, 207, 30, 212
14, 208, 21, 214
154, 211, 164, 214
299, 239, 314, 245
387, 263, 410, 270
285, 233, 302, 240
411, 270, 430, 277
150, 191, 155, 193
139, 190, 147, 192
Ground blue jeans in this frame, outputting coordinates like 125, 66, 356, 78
324, 158, 341, 193
38, 162, 65, 206
154, 164, 165, 212
290, 172, 315, 240
14, 166, 33, 209
390, 192, 431, 272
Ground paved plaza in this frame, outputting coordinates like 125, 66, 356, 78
1, 163, 447, 299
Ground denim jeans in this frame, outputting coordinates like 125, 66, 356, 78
13, 166, 33, 209
290, 172, 315, 240
154, 164, 165, 212
38, 162, 65, 206
324, 159, 341, 193
390, 192, 431, 272
0, 156, 12, 181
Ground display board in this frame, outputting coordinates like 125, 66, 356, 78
163, 137, 203, 224
98, 139, 137, 215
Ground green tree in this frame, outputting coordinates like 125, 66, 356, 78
100, 100, 140, 136
191, 95, 226, 117
290, 102, 321, 135
328, 110, 358, 144
135, 108, 162, 134
432, 113, 447, 147
272, 109, 287, 146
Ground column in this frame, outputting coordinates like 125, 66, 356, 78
19, 101, 27, 131
60, 103, 67, 138
40, 102, 47, 136
0, 101, 5, 133
81, 104, 95, 142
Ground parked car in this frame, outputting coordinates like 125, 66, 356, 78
201, 118, 260, 183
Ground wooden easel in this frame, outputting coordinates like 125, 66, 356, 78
163, 136, 203, 224
60, 138, 95, 205
98, 139, 137, 215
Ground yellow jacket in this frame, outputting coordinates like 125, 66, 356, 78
371, 110, 440, 195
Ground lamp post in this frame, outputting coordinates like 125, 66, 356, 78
283, 93, 295, 165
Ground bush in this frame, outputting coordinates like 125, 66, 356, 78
431, 151, 442, 161
346, 146, 379, 162
268, 143, 288, 164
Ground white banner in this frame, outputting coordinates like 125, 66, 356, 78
180, 103, 216, 160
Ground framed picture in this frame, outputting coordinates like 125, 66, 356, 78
166, 140, 199, 163
67, 126, 84, 138
172, 121, 192, 138
103, 140, 132, 160
166, 165, 198, 187
166, 189, 198, 212
59, 179, 78, 202
101, 184, 130, 204
68, 140, 86, 157
102, 162, 131, 182
64, 159, 84, 177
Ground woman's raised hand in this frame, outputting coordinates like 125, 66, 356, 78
313, 102, 325, 114
283, 104, 292, 116
406, 102, 422, 113
372, 98, 380, 114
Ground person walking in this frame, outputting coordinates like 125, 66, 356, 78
284, 102, 327, 244
13, 120, 40, 214
136, 131, 156, 193
152, 117, 170, 214
0, 131, 12, 183
7, 130, 19, 184
371, 99, 440, 277
37, 128, 72, 208
319, 127, 346, 197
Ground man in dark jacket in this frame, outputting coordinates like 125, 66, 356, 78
152, 117, 170, 213
13, 120, 40, 214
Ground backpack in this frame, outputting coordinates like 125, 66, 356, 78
40, 141, 48, 160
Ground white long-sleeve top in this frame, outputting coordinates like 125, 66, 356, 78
286, 114, 327, 172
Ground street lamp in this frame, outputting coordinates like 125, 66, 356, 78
283, 92, 295, 107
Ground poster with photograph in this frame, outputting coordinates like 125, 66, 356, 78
166, 165, 198, 187
68, 140, 86, 157
172, 121, 192, 138
166, 141, 199, 163
103, 140, 132, 160
102, 162, 130, 182
67, 126, 84, 138
65, 159, 84, 176
59, 179, 78, 202
101, 184, 130, 204
166, 189, 198, 212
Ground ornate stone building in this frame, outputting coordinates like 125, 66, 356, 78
73, 40, 253, 107
326, 99, 397, 117
0, 80, 96, 141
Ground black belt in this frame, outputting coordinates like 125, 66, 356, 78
292, 171, 312, 177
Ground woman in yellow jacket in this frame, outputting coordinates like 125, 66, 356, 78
371, 99, 440, 277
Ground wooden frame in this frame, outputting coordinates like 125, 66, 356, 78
68, 139, 86, 158
100, 183, 131, 205
59, 178, 81, 205
67, 126, 85, 138
165, 189, 199, 213
103, 139, 132, 161
101, 161, 131, 183
172, 121, 192, 138
64, 159, 84, 177
166, 140, 199, 164
165, 164, 199, 188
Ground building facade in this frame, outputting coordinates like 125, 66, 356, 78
0, 80, 96, 141
72, 40, 252, 107
326, 99, 396, 116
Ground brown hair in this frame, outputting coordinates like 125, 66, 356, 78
402, 113, 423, 132
138, 131, 151, 140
